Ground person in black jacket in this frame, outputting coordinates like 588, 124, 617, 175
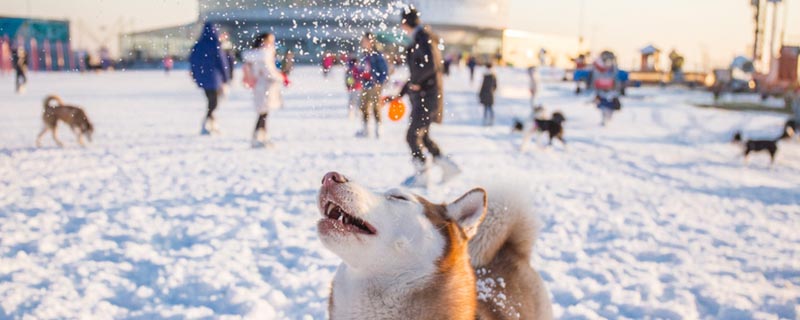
479, 63, 497, 126
390, 6, 460, 187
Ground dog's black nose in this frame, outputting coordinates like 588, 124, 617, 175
322, 172, 348, 187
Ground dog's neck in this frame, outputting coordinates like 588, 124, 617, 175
330, 262, 436, 319
330, 223, 477, 319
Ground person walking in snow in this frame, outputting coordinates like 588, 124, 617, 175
242, 33, 284, 148
389, 6, 460, 187
11, 45, 27, 93
322, 53, 334, 78
479, 63, 498, 126
189, 22, 231, 135
592, 51, 622, 126
344, 57, 362, 120
467, 56, 477, 83
163, 55, 174, 75
282, 50, 295, 77
528, 65, 540, 108
356, 32, 389, 138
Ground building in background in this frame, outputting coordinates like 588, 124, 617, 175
0, 16, 73, 72
121, 0, 515, 64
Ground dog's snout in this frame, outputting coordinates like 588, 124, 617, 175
322, 171, 348, 187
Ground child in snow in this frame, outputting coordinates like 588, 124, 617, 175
479, 63, 498, 126
356, 32, 389, 138
592, 51, 621, 126
242, 32, 284, 148
345, 58, 362, 119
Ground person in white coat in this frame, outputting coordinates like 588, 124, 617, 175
243, 33, 284, 148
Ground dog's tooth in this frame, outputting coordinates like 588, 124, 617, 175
327, 203, 335, 216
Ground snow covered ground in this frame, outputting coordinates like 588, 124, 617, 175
1, 66, 798, 319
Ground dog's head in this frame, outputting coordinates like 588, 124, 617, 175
732, 131, 743, 143
551, 112, 566, 124
511, 118, 525, 132
316, 172, 487, 274
82, 119, 94, 142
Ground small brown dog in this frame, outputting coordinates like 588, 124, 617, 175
36, 95, 94, 147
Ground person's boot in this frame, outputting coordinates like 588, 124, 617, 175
402, 159, 430, 188
251, 128, 269, 148
210, 118, 221, 135
355, 122, 369, 138
435, 156, 461, 183
200, 117, 212, 135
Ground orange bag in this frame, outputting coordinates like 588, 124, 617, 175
388, 98, 406, 121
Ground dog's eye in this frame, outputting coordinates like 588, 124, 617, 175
388, 194, 409, 201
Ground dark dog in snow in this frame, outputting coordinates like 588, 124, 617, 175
732, 125, 794, 164
36, 95, 94, 147
514, 110, 566, 151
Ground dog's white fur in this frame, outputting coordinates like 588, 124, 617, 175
318, 177, 552, 319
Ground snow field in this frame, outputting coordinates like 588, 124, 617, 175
0, 66, 798, 319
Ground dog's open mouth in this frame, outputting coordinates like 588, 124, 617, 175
321, 201, 377, 235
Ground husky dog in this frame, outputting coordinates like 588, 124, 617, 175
317, 172, 552, 320
36, 95, 94, 147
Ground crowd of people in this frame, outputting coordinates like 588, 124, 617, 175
17, 6, 757, 187
184, 7, 461, 186
179, 5, 641, 185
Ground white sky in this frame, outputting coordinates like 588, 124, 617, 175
1, 0, 798, 69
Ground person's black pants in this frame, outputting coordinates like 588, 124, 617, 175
255, 113, 268, 131
406, 91, 441, 162
15, 68, 26, 89
483, 104, 494, 124
204, 89, 220, 119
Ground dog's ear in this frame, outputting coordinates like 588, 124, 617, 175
445, 188, 488, 239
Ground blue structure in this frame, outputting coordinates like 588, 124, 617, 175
0, 16, 72, 71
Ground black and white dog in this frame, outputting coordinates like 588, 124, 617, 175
513, 107, 566, 151
732, 123, 795, 164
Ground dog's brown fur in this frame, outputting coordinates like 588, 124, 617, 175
36, 95, 94, 147
416, 188, 551, 320
415, 194, 483, 320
